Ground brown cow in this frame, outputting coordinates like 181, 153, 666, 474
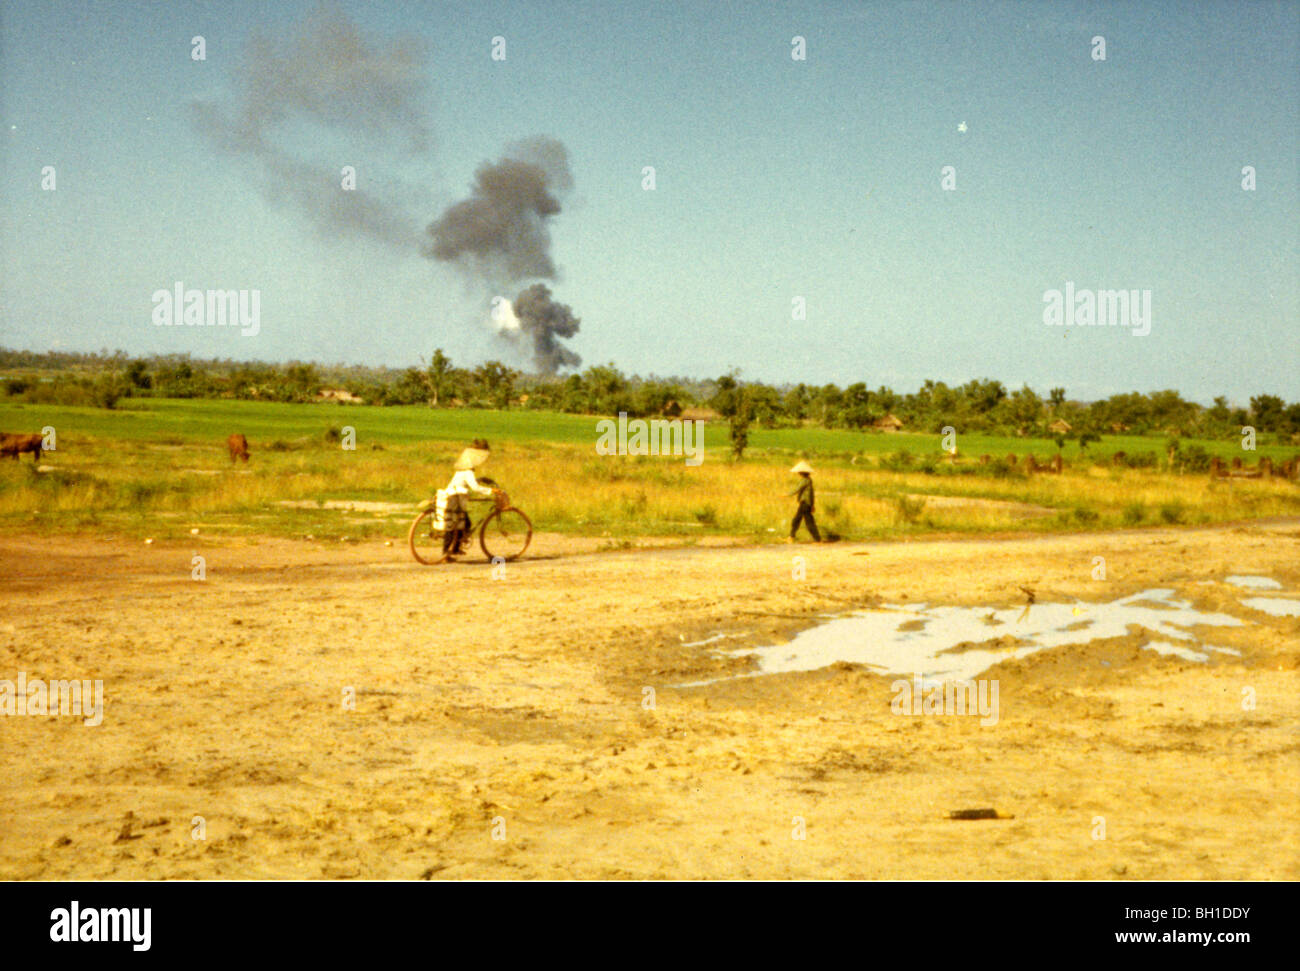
0, 432, 43, 462
227, 433, 250, 463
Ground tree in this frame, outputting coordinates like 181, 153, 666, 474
1049, 387, 1066, 410
1250, 394, 1285, 432
728, 386, 753, 459
474, 361, 518, 410
1003, 385, 1043, 433
428, 349, 454, 407
125, 360, 152, 390
840, 382, 872, 429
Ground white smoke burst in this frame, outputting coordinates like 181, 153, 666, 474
490, 295, 521, 334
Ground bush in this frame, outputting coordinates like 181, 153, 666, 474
693, 504, 718, 526
1180, 444, 1212, 473
93, 375, 131, 409
1122, 502, 1145, 525
1159, 502, 1185, 524
880, 450, 913, 471
895, 494, 925, 523
1072, 507, 1100, 524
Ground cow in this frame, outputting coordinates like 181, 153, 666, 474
227, 433, 250, 463
0, 432, 43, 462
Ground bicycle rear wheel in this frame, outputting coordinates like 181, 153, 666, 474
479, 507, 532, 562
407, 510, 446, 565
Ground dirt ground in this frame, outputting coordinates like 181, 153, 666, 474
1, 521, 1297, 880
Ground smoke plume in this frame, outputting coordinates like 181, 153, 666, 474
191, 4, 585, 373
188, 3, 428, 248
424, 137, 573, 284
509, 284, 582, 374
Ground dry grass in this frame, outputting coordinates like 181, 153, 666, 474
3, 433, 1297, 542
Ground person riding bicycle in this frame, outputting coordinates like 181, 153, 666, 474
440, 438, 497, 561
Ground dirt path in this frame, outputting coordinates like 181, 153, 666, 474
1, 522, 1297, 879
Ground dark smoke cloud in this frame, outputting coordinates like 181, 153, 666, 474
424, 137, 573, 284
510, 284, 582, 374
188, 3, 427, 248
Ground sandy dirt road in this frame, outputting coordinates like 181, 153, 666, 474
1, 522, 1297, 880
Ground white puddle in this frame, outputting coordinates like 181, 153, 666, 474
684, 588, 1247, 686
1225, 575, 1283, 590
1240, 597, 1300, 618
1144, 641, 1210, 662
680, 632, 750, 648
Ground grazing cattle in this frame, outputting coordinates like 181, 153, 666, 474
227, 433, 250, 463
1209, 456, 1225, 477
1005, 454, 1017, 466
1050, 453, 1063, 474
0, 432, 43, 462
1231, 456, 1242, 470
1259, 456, 1273, 477
979, 454, 991, 465
1112, 451, 1127, 467
1024, 455, 1039, 473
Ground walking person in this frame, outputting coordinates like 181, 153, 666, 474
439, 438, 495, 562
788, 460, 821, 543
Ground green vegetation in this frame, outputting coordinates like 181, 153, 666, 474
4, 347, 1300, 448
1, 398, 1296, 544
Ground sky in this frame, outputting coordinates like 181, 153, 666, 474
1, 0, 1296, 404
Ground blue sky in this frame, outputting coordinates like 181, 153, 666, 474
1, 0, 1296, 403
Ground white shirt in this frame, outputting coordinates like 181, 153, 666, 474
444, 468, 494, 498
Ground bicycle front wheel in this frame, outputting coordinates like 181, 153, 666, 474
479, 507, 532, 562
407, 510, 445, 565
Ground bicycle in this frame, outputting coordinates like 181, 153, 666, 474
407, 482, 533, 565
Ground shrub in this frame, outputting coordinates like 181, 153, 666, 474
1122, 502, 1145, 525
1159, 502, 1185, 524
1180, 444, 1212, 473
895, 494, 925, 523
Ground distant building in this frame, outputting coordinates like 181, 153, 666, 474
680, 406, 721, 422
1048, 418, 1072, 434
318, 388, 364, 404
873, 413, 904, 432
662, 399, 683, 418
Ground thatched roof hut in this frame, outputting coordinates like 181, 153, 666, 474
873, 413, 904, 432
680, 406, 721, 421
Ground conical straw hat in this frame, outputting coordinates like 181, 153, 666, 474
455, 447, 490, 471
790, 460, 814, 474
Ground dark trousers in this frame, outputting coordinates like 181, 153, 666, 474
791, 503, 820, 541
442, 496, 472, 554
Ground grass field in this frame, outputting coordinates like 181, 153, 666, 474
1, 398, 1297, 541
